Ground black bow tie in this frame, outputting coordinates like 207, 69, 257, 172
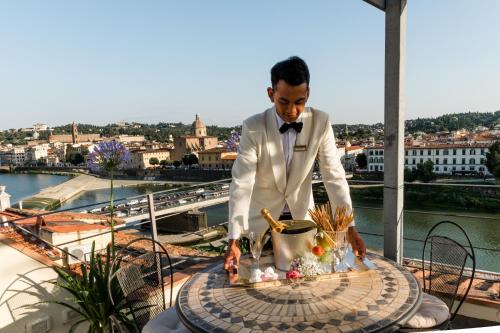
279, 122, 303, 134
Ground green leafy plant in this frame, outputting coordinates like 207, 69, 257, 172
193, 240, 229, 255
355, 153, 367, 169
192, 238, 251, 255
182, 153, 198, 167
485, 141, 500, 177
46, 243, 136, 333
149, 157, 160, 167
404, 161, 436, 182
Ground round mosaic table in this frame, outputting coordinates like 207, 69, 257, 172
176, 253, 422, 333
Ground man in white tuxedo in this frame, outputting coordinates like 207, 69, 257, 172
224, 56, 365, 271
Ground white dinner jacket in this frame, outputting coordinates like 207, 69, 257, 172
228, 107, 353, 239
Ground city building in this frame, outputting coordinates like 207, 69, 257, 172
26, 138, 49, 146
33, 123, 48, 131
127, 149, 172, 169
365, 146, 385, 172
341, 143, 365, 171
41, 154, 60, 166
26, 144, 49, 163
0, 147, 27, 166
113, 135, 147, 143
39, 223, 111, 261
198, 148, 237, 170
366, 143, 492, 175
172, 114, 218, 161
48, 122, 101, 144
220, 153, 237, 169
51, 142, 67, 162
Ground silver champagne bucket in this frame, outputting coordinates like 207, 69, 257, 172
271, 220, 317, 271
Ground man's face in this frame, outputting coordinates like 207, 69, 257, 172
267, 80, 309, 123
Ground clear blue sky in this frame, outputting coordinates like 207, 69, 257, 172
1, 0, 499, 130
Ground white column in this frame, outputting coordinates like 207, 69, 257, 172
383, 0, 406, 263
0, 185, 11, 211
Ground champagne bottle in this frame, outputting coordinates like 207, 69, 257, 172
260, 208, 286, 233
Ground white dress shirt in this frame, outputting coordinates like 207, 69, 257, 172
275, 111, 303, 214
275, 111, 303, 177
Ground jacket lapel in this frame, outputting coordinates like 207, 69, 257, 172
285, 107, 315, 195
265, 107, 286, 194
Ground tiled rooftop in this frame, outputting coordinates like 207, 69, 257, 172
0, 208, 121, 226
0, 225, 216, 273
345, 145, 364, 151
221, 154, 237, 160
198, 147, 232, 153
42, 224, 109, 233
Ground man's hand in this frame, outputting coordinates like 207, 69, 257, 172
224, 239, 241, 272
348, 227, 366, 259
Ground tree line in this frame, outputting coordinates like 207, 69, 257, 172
1, 111, 498, 145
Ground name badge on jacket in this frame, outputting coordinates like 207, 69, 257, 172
294, 145, 307, 152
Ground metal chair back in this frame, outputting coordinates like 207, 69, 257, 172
109, 237, 174, 331
422, 221, 476, 321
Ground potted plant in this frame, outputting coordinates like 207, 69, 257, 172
43, 141, 134, 331
48, 243, 137, 332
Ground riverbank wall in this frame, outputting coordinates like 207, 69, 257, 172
314, 183, 500, 213
5, 166, 88, 175
159, 169, 232, 181
16, 174, 188, 210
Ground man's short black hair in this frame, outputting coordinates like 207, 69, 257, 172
271, 56, 310, 88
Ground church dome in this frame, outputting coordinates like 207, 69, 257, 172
191, 113, 207, 137
192, 113, 205, 129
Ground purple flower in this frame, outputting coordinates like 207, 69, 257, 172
226, 132, 240, 152
290, 258, 301, 271
87, 140, 131, 173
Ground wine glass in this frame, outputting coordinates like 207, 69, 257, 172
248, 231, 264, 269
333, 230, 349, 272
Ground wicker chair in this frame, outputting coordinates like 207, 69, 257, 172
109, 237, 188, 333
400, 221, 476, 331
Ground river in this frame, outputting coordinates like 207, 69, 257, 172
1, 173, 498, 273
0, 173, 72, 203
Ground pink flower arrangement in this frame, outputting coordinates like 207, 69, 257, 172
286, 270, 301, 280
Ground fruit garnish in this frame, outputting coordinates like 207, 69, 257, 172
316, 230, 336, 249
312, 245, 325, 257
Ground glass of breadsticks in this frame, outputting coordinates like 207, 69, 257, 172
309, 203, 354, 272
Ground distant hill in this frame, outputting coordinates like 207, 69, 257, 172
404, 111, 500, 133
1, 111, 498, 145
333, 111, 500, 139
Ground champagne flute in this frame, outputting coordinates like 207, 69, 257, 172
334, 230, 349, 272
249, 231, 263, 269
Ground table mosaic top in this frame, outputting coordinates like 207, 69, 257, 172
176, 253, 422, 333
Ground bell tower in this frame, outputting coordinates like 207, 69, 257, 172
71, 122, 79, 144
